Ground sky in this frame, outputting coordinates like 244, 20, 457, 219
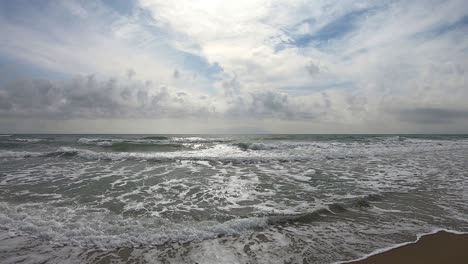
0, 0, 468, 134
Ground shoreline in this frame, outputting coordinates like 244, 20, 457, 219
336, 228, 468, 264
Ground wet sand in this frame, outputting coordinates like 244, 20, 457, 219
346, 230, 468, 264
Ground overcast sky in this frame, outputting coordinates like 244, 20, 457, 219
1, 0, 467, 133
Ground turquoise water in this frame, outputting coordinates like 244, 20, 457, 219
0, 134, 467, 263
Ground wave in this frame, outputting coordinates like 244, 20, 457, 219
0, 150, 43, 158
78, 137, 203, 151
235, 142, 279, 150
2, 136, 468, 162
49, 146, 253, 161
77, 137, 228, 149
264, 194, 383, 225
0, 194, 382, 249
8, 138, 48, 143
77, 138, 113, 146
234, 142, 309, 151
9, 145, 339, 163
170, 136, 232, 143
259, 135, 293, 140
141, 136, 170, 140
0, 146, 215, 161
73, 135, 468, 152
256, 134, 466, 144
110, 142, 192, 152
170, 136, 207, 142
0, 202, 269, 249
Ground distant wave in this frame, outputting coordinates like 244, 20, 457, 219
8, 138, 48, 143
141, 136, 170, 140
78, 137, 230, 147
0, 150, 43, 158
48, 146, 258, 161
169, 136, 232, 143
110, 142, 193, 152
78, 138, 206, 152
2, 137, 468, 162
258, 136, 292, 140
0, 146, 296, 162
234, 142, 309, 151
77, 138, 113, 146
235, 142, 279, 150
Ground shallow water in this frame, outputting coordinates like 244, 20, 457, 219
0, 134, 467, 263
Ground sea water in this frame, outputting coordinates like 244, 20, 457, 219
0, 134, 467, 263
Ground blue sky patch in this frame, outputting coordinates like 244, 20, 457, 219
293, 9, 371, 47
102, 0, 137, 16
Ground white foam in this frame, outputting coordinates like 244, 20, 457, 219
78, 137, 168, 146
2, 135, 468, 263
9, 138, 46, 143
0, 150, 42, 159
171, 137, 207, 142
0, 202, 269, 249
56, 145, 250, 161
3, 135, 468, 164
370, 206, 407, 213
189, 239, 245, 264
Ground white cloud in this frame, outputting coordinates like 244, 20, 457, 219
0, 0, 468, 132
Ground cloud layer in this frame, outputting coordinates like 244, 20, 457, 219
0, 0, 467, 133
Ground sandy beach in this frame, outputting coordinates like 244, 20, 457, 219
345, 230, 468, 264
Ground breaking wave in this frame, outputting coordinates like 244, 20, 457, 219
77, 136, 229, 149
0, 150, 43, 158
2, 137, 468, 162
8, 138, 48, 143
234, 142, 308, 150
141, 136, 170, 140
264, 194, 383, 225
0, 201, 268, 248
0, 194, 383, 248
77, 138, 206, 152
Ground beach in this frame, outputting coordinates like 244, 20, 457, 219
345, 230, 468, 264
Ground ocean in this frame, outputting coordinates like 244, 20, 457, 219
0, 134, 467, 263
